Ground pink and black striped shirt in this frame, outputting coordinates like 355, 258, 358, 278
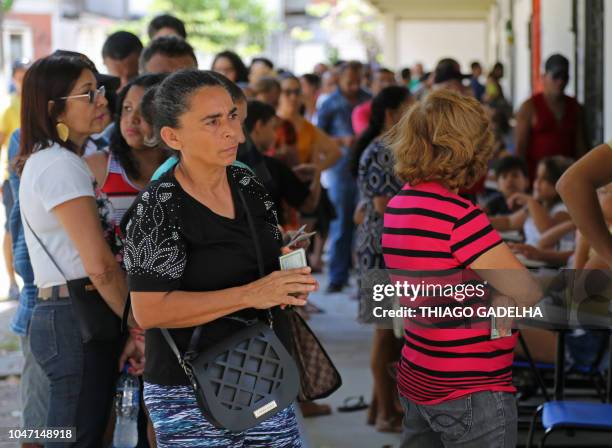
382, 182, 516, 405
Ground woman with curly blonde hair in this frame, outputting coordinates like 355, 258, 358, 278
382, 90, 540, 447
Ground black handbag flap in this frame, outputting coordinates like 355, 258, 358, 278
186, 321, 299, 431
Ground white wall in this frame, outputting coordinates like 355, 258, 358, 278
395, 20, 486, 73
540, 0, 575, 96
512, 0, 532, 110
605, 0, 612, 141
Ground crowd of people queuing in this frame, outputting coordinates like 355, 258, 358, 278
1, 10, 610, 448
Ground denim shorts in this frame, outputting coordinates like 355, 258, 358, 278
143, 382, 303, 447
400, 391, 517, 448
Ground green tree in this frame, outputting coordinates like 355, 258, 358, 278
306, 0, 381, 64
152, 0, 272, 55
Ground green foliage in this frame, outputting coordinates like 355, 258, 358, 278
2, 0, 14, 13
306, 0, 381, 63
152, 0, 272, 55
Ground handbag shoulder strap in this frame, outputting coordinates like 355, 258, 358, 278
236, 187, 265, 278
22, 214, 68, 281
162, 177, 270, 366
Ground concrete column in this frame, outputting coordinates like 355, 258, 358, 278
381, 13, 397, 69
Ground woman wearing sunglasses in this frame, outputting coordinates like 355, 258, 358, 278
17, 53, 142, 446
276, 75, 341, 273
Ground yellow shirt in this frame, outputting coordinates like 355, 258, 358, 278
0, 94, 20, 180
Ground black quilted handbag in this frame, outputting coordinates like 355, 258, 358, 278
160, 187, 299, 431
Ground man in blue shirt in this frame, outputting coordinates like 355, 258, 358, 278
470, 61, 485, 102
317, 61, 371, 292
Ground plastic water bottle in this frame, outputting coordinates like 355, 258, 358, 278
113, 364, 139, 448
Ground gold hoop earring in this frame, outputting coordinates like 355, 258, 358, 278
56, 122, 69, 142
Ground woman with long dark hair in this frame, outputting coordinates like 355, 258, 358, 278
211, 50, 249, 84
353, 85, 412, 432
18, 53, 142, 445
85, 73, 168, 228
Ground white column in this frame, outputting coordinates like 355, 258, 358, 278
381, 13, 397, 69
540, 0, 575, 96
512, 0, 533, 110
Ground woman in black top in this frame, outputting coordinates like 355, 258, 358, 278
123, 70, 317, 446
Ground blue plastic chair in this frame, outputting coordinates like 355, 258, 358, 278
526, 401, 612, 447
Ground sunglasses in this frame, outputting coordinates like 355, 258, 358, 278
59, 85, 106, 104
282, 88, 301, 96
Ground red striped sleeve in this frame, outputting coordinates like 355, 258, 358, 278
450, 205, 502, 267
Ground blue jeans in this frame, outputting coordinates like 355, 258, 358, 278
19, 333, 50, 444
400, 391, 517, 448
325, 156, 357, 286
29, 298, 121, 447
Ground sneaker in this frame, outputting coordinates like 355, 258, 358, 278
8, 283, 19, 301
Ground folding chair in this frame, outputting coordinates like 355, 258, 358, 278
526, 331, 612, 448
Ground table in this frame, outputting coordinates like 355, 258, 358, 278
520, 301, 612, 402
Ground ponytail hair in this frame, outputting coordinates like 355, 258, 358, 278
351, 85, 410, 177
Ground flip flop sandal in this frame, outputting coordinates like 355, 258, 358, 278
337, 395, 369, 413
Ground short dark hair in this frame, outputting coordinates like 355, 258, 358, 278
300, 73, 321, 90
253, 76, 280, 94
251, 57, 274, 70
148, 14, 187, 39
102, 31, 143, 60
18, 54, 94, 173
493, 156, 528, 178
110, 73, 167, 180
471, 61, 482, 70
244, 100, 276, 133
212, 50, 249, 84
338, 60, 362, 75
376, 67, 394, 77
434, 58, 463, 84
400, 67, 411, 81
139, 36, 197, 73
544, 53, 569, 75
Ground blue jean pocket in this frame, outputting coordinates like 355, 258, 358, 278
419, 395, 473, 442
29, 308, 59, 365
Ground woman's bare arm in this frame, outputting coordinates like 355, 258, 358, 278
557, 143, 612, 265
313, 128, 341, 171
53, 196, 127, 316
471, 243, 542, 307
537, 220, 576, 249
489, 208, 528, 231
131, 269, 316, 329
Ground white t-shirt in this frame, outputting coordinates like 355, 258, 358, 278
523, 202, 570, 247
20, 144, 96, 288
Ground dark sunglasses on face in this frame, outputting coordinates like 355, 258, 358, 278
282, 88, 301, 96
59, 85, 106, 104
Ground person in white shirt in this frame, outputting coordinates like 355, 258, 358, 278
491, 156, 575, 266
18, 53, 142, 445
